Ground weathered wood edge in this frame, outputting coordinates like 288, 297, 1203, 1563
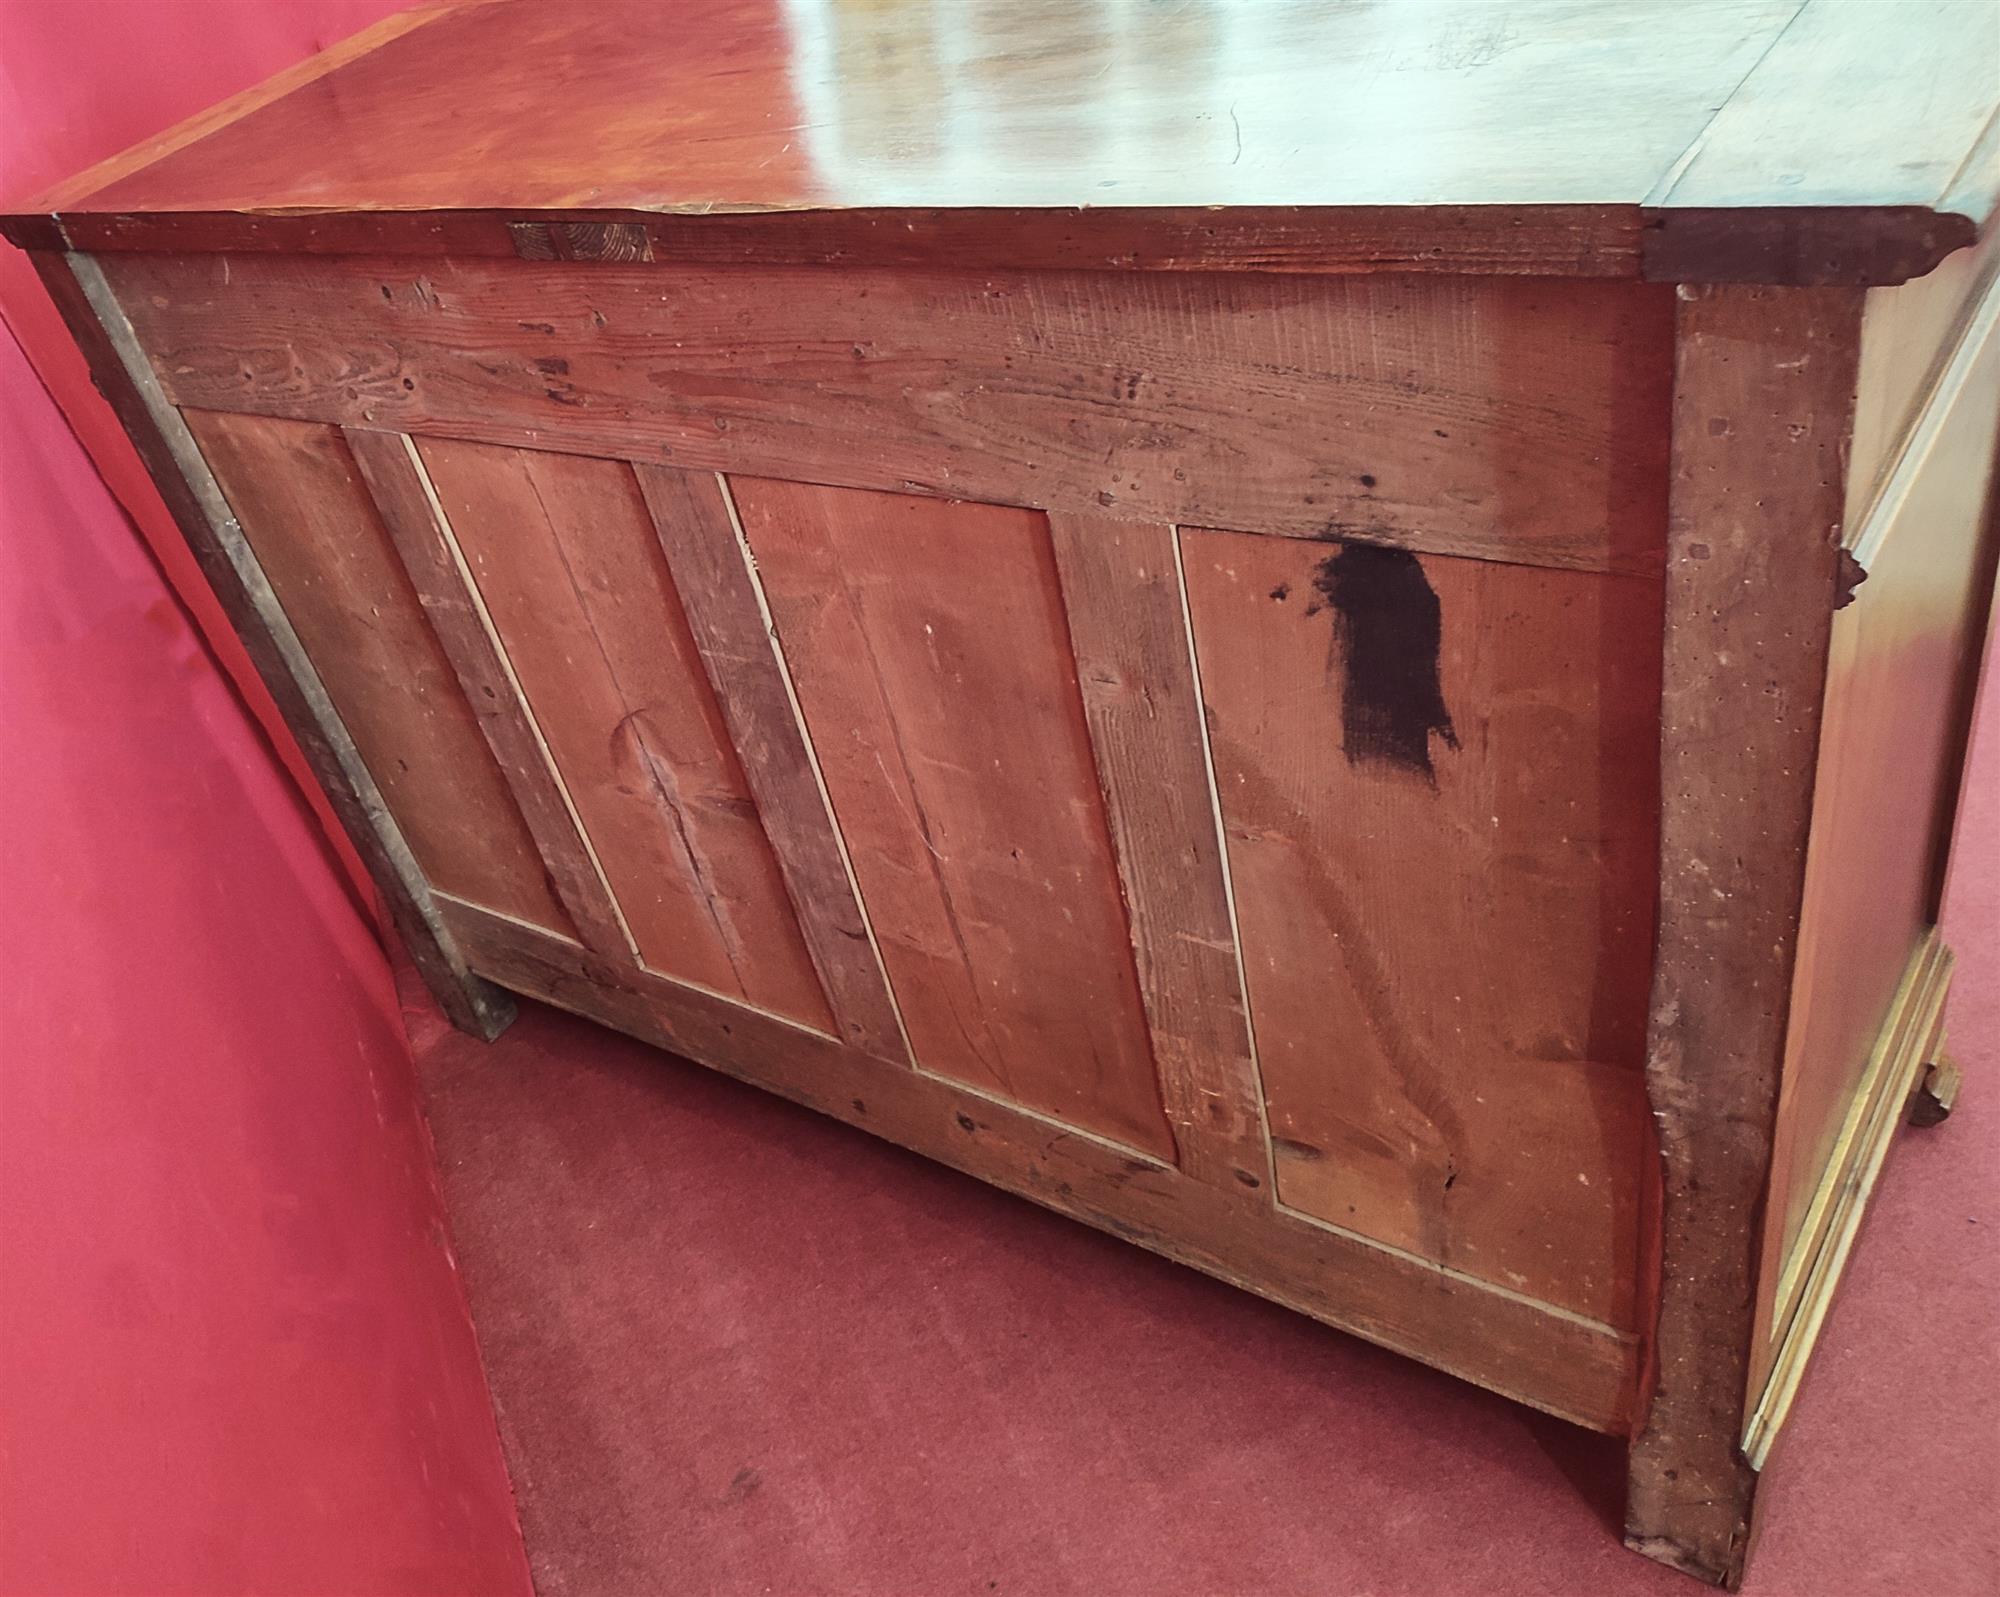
32, 248, 514, 1040
1640, 206, 1978, 288
0, 203, 1638, 276
1741, 931, 1952, 1469
433, 891, 1644, 1435
0, 203, 1977, 286
632, 464, 910, 1063
1623, 283, 1865, 1589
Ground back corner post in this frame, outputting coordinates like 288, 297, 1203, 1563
1624, 281, 1866, 1587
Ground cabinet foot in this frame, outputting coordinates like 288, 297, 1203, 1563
1908, 1048, 1962, 1127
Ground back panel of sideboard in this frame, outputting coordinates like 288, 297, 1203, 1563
97, 249, 1675, 1429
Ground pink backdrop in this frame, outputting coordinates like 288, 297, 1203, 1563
0, 4, 532, 1591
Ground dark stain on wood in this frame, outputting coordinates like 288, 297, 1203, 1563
1314, 545, 1459, 782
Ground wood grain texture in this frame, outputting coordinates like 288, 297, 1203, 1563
632, 464, 906, 1062
1181, 530, 1662, 1327
413, 438, 834, 1031
34, 250, 514, 1039
11, 0, 1989, 283
1623, 284, 1865, 1590
20, 2, 462, 212
37, 0, 1797, 213
342, 426, 633, 962
728, 477, 1175, 1160
1846, 220, 2000, 528
39, 203, 1650, 279
1755, 273, 2000, 1395
99, 249, 1676, 576
1046, 513, 1267, 1194
1658, 0, 2000, 212
182, 410, 575, 940
435, 892, 1644, 1436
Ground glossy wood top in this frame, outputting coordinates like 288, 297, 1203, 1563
11, 0, 1999, 282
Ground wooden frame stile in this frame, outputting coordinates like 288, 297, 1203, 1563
1044, 511, 1273, 1196
630, 466, 911, 1063
32, 248, 514, 1039
341, 428, 637, 968
1625, 283, 1867, 1588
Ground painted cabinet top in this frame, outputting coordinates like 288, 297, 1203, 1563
9, 0, 1997, 283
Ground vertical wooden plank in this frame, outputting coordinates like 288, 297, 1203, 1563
1045, 512, 1269, 1193
343, 427, 633, 963
729, 477, 1177, 1160
631, 464, 907, 1062
37, 250, 513, 1038
1181, 529, 1662, 1326
414, 438, 835, 1032
1624, 283, 1865, 1589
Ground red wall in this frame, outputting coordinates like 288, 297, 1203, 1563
0, 6, 533, 1592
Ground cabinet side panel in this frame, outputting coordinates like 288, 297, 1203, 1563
729, 477, 1176, 1160
1181, 530, 1661, 1327
1758, 273, 2000, 1384
1845, 225, 2000, 521
413, 437, 835, 1031
182, 409, 575, 938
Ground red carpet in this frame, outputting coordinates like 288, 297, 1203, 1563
412, 658, 2000, 1597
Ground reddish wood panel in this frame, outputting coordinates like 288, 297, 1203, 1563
1181, 529, 1661, 1326
184, 409, 572, 937
729, 477, 1175, 1160
98, 250, 1674, 575
413, 437, 832, 1030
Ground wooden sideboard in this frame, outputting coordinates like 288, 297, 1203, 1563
10, 1, 1996, 1585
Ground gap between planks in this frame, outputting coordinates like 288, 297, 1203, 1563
1170, 524, 1279, 1195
